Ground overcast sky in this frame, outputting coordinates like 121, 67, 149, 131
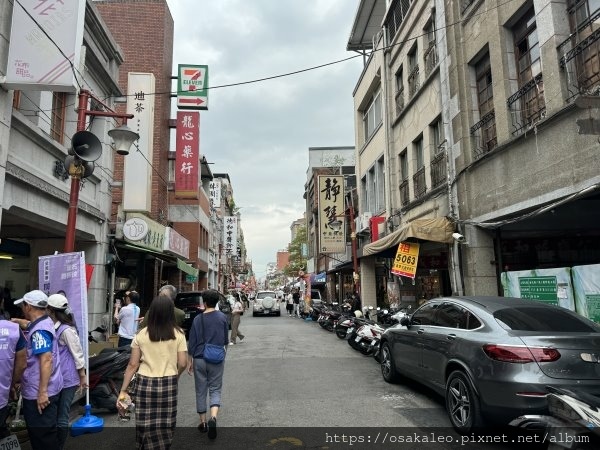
166, 0, 364, 279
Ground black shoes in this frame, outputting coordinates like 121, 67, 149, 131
197, 422, 207, 433
207, 416, 217, 439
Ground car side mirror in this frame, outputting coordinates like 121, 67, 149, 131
400, 316, 410, 326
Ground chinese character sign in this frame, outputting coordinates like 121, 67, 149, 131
318, 175, 345, 253
124, 72, 155, 212
391, 242, 420, 278
38, 252, 89, 362
209, 180, 221, 208
175, 111, 200, 198
223, 216, 238, 257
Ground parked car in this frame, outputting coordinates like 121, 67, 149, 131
252, 290, 281, 317
175, 290, 231, 337
379, 296, 600, 434
310, 289, 323, 304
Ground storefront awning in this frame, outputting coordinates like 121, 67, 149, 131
361, 217, 455, 257
177, 258, 199, 277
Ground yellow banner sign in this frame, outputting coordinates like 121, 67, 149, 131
391, 241, 420, 278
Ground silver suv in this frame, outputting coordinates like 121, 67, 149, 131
252, 290, 281, 317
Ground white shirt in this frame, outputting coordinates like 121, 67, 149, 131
117, 303, 140, 339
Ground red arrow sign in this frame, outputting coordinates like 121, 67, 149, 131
179, 98, 205, 105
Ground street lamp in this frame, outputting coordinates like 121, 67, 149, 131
64, 89, 139, 253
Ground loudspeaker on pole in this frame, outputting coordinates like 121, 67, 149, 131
70, 131, 102, 161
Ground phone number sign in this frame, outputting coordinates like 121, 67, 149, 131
391, 241, 420, 278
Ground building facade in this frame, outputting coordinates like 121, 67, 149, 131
0, 0, 124, 327
346, 0, 600, 318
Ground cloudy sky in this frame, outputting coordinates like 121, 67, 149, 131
166, 0, 364, 279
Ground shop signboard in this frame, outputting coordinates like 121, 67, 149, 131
518, 276, 560, 305
318, 175, 345, 253
502, 268, 575, 310
123, 213, 165, 253
164, 227, 190, 259
391, 241, 420, 278
177, 64, 209, 110
175, 110, 200, 198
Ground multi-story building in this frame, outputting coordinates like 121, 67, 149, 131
95, 0, 209, 309
0, 0, 125, 326
348, 0, 455, 309
448, 0, 600, 298
347, 0, 600, 314
304, 146, 356, 302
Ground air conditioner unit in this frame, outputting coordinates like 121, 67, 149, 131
355, 212, 373, 233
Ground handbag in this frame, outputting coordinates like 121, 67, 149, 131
201, 314, 225, 364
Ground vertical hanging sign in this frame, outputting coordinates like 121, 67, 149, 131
175, 111, 200, 198
124, 72, 155, 212
209, 180, 221, 208
223, 216, 238, 257
318, 175, 345, 253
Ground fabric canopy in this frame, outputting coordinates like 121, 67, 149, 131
361, 217, 455, 256
177, 258, 199, 277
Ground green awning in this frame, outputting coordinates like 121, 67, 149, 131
177, 258, 199, 277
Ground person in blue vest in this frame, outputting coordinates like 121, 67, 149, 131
47, 293, 86, 450
13, 290, 64, 450
0, 314, 26, 438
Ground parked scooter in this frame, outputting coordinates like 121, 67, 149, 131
88, 346, 131, 412
510, 385, 600, 449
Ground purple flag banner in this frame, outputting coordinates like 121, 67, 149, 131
38, 252, 89, 362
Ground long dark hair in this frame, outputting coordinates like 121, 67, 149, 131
50, 307, 76, 327
147, 295, 179, 342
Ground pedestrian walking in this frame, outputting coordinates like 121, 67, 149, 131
139, 285, 185, 329
114, 290, 140, 347
187, 289, 228, 440
117, 295, 187, 450
292, 288, 301, 318
0, 314, 26, 439
285, 292, 294, 316
229, 293, 245, 345
47, 293, 87, 450
13, 290, 64, 450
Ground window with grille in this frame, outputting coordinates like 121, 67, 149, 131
509, 8, 545, 132
567, 0, 600, 91
399, 150, 409, 205
363, 91, 382, 142
424, 17, 438, 76
408, 46, 420, 98
395, 66, 405, 116
51, 92, 67, 144
413, 136, 426, 199
474, 53, 497, 153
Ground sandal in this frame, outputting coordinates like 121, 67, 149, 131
197, 422, 208, 433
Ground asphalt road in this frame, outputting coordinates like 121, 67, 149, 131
55, 303, 543, 449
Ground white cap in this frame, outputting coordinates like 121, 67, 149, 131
13, 290, 48, 308
48, 293, 69, 310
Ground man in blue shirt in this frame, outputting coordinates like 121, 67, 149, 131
14, 290, 63, 450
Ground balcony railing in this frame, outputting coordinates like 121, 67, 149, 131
424, 43, 438, 77
470, 109, 497, 159
413, 166, 427, 199
408, 65, 420, 99
507, 73, 546, 135
558, 9, 600, 99
395, 88, 405, 116
430, 148, 447, 189
399, 179, 409, 206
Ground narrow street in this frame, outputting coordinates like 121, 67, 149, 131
59, 303, 541, 450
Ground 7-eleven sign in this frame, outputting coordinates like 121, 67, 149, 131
177, 64, 209, 110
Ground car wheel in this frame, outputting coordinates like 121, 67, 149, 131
445, 370, 484, 434
380, 342, 400, 383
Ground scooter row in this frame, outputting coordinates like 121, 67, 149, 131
316, 303, 409, 363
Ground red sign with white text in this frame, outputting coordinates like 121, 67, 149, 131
175, 111, 200, 198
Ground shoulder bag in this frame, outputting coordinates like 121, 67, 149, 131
201, 313, 225, 364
